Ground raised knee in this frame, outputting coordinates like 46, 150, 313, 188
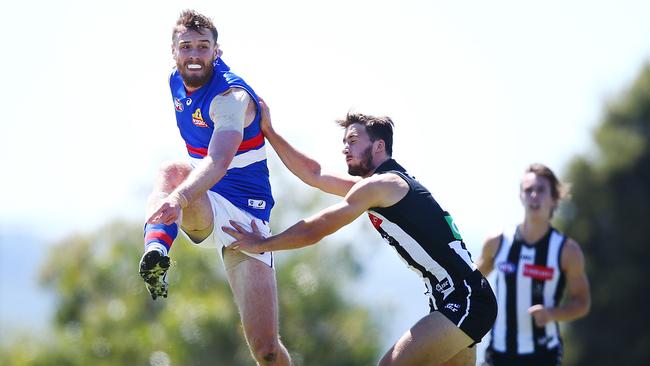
158, 161, 192, 186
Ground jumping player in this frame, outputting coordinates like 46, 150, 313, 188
141, 10, 291, 365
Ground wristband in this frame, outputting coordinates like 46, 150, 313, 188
169, 191, 189, 209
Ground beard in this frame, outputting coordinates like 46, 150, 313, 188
347, 145, 374, 177
178, 60, 214, 89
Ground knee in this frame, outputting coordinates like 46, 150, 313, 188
158, 161, 191, 186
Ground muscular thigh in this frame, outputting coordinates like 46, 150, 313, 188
382, 312, 474, 366
225, 255, 279, 340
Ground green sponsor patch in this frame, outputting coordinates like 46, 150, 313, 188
444, 215, 463, 240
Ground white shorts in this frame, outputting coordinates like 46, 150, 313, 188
182, 190, 274, 267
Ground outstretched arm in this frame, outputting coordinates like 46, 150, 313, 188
259, 99, 359, 197
223, 175, 404, 252
147, 89, 250, 224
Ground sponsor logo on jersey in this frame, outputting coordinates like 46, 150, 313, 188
174, 98, 184, 112
523, 264, 554, 280
444, 215, 463, 240
192, 108, 209, 128
498, 262, 517, 274
248, 199, 266, 210
435, 278, 452, 293
368, 213, 383, 229
444, 303, 461, 312
186, 98, 192, 105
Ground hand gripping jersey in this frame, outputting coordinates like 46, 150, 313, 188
367, 159, 478, 309
169, 59, 274, 221
489, 226, 567, 355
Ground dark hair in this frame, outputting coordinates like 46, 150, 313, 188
172, 9, 218, 44
524, 163, 569, 200
336, 113, 394, 156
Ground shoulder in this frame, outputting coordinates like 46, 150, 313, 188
346, 174, 407, 208
366, 172, 409, 196
482, 231, 503, 256
560, 237, 586, 270
209, 88, 252, 111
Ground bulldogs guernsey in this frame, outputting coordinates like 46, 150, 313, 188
169, 59, 273, 220
490, 226, 567, 355
367, 159, 478, 309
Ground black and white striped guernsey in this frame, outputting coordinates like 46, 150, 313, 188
367, 159, 477, 309
490, 226, 567, 355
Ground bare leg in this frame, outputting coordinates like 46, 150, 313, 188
225, 251, 291, 366
441, 347, 476, 366
378, 312, 474, 366
146, 161, 213, 241
140, 161, 216, 299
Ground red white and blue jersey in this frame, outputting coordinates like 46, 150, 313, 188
169, 59, 274, 221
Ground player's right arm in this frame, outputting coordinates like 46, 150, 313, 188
259, 99, 360, 197
477, 233, 501, 276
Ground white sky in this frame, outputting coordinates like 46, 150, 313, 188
2, 0, 649, 243
1, 0, 649, 354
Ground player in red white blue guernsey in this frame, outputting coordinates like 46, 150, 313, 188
223, 102, 498, 366
140, 10, 292, 366
477, 164, 591, 366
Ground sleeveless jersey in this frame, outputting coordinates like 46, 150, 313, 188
169, 58, 273, 221
490, 226, 567, 355
367, 159, 478, 309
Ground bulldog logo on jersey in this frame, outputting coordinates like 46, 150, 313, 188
174, 98, 184, 112
192, 108, 209, 128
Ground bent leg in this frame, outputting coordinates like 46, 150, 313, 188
147, 161, 214, 242
225, 252, 291, 366
379, 312, 474, 366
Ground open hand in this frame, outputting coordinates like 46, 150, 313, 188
258, 97, 274, 136
147, 199, 182, 225
222, 220, 267, 253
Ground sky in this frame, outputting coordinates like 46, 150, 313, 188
1, 0, 650, 358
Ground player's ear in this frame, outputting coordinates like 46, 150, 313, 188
171, 43, 177, 59
215, 43, 222, 59
375, 139, 386, 154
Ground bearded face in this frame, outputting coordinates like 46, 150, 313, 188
347, 144, 374, 177
177, 57, 214, 89
173, 28, 218, 90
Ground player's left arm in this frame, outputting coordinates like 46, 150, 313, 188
223, 175, 402, 252
148, 89, 250, 225
177, 88, 250, 199
529, 238, 591, 325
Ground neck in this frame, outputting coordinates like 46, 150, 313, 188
519, 217, 551, 244
185, 84, 200, 94
363, 156, 391, 178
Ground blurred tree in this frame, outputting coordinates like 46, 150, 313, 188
0, 180, 381, 365
558, 63, 650, 366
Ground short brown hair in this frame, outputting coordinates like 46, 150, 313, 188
172, 9, 218, 44
524, 163, 569, 200
336, 113, 395, 156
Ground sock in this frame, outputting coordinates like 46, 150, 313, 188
144, 223, 178, 257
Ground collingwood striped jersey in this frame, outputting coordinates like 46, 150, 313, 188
367, 159, 478, 309
490, 226, 567, 354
